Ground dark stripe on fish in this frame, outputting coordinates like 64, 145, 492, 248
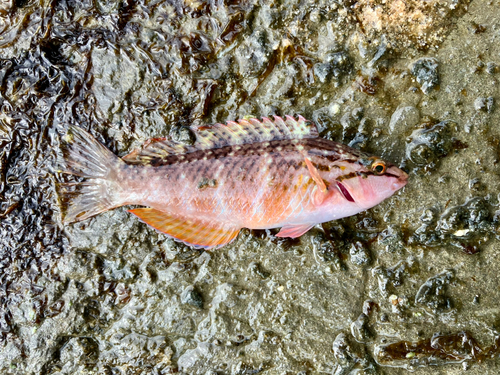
123, 138, 364, 167
337, 171, 400, 182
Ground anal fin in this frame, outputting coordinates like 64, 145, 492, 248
129, 208, 240, 250
276, 223, 315, 238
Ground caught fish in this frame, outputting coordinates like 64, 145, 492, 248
60, 116, 407, 249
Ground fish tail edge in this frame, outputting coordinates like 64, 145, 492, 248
58, 125, 123, 223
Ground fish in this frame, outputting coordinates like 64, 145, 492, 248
59, 115, 408, 249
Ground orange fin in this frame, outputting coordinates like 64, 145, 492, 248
303, 157, 328, 205
129, 208, 240, 250
276, 223, 315, 238
304, 157, 327, 192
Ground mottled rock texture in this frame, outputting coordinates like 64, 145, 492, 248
1, 0, 500, 374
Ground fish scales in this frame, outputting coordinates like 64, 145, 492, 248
138, 138, 360, 167
119, 140, 314, 228
60, 116, 408, 249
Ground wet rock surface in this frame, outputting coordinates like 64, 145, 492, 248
1, 0, 500, 374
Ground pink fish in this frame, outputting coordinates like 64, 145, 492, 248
60, 116, 407, 249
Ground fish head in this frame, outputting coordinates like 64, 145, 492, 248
333, 156, 408, 211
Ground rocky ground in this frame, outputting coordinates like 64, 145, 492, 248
1, 0, 500, 374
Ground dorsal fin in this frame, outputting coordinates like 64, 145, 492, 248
122, 115, 318, 164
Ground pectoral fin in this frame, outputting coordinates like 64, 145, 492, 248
129, 208, 240, 250
303, 156, 329, 205
304, 157, 327, 192
276, 223, 315, 238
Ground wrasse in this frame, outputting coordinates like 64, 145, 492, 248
60, 116, 407, 249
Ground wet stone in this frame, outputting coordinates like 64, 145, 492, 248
349, 241, 372, 267
389, 106, 420, 132
181, 286, 204, 309
410, 57, 439, 94
326, 51, 352, 79
314, 52, 352, 85
474, 97, 488, 112
351, 107, 365, 121
310, 232, 343, 269
473, 294, 480, 304
405, 120, 456, 171
468, 177, 481, 190
249, 262, 270, 279
474, 96, 495, 113
332, 333, 357, 374
486, 62, 499, 74
351, 313, 373, 343
235, 29, 274, 77
378, 225, 404, 253
170, 126, 196, 145
415, 269, 454, 313
420, 208, 437, 224
340, 111, 357, 131
313, 63, 332, 84
57, 336, 99, 372
332, 332, 378, 374
363, 300, 378, 316
412, 197, 498, 253
372, 259, 418, 298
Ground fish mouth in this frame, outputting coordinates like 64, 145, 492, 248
388, 166, 409, 191
336, 181, 355, 202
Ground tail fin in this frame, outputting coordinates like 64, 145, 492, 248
59, 125, 124, 223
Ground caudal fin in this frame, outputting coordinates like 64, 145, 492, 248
59, 125, 124, 223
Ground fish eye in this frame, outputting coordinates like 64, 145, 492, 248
372, 161, 386, 174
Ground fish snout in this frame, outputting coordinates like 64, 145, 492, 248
388, 166, 408, 191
